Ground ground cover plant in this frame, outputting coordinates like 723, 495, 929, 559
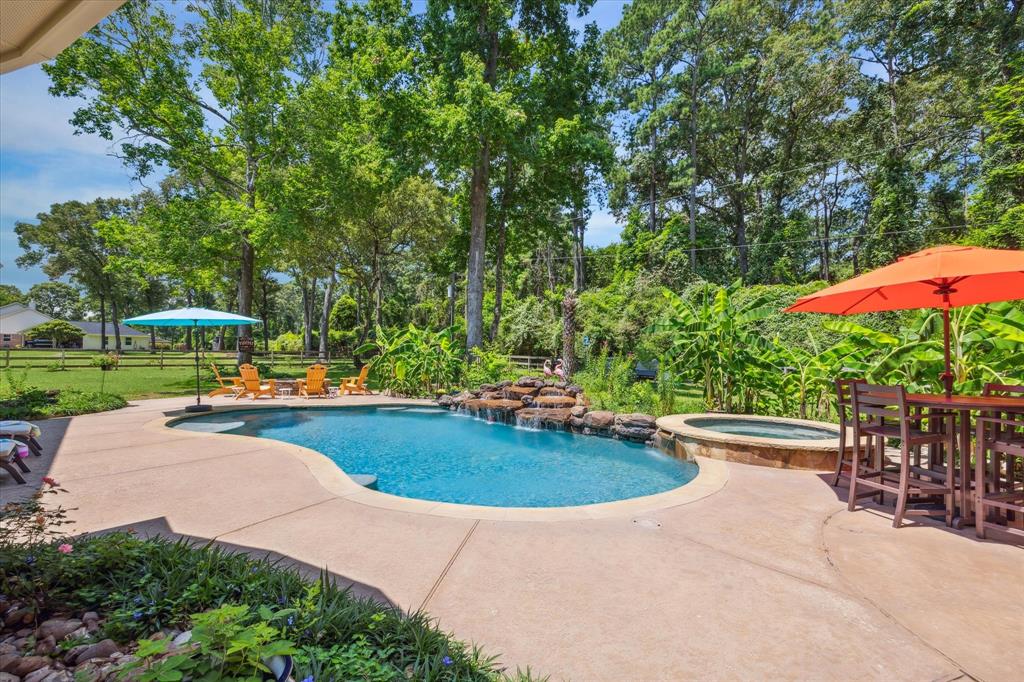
0, 509, 538, 681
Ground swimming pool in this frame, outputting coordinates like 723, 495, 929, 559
174, 407, 697, 507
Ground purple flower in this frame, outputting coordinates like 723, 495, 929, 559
300, 677, 313, 682
24, 555, 35, 565
286, 616, 294, 626
132, 611, 143, 621
277, 596, 287, 605
442, 656, 452, 667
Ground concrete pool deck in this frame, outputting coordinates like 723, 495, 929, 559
3, 395, 1021, 681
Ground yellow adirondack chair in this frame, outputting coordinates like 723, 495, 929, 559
236, 364, 276, 400
296, 364, 328, 398
342, 365, 372, 395
208, 362, 242, 397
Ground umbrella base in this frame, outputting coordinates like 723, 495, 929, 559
184, 404, 213, 413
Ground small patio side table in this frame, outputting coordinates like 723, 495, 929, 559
906, 393, 1024, 528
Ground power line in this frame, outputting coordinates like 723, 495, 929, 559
523, 221, 984, 263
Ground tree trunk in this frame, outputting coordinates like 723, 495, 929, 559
447, 272, 457, 329
687, 55, 700, 268
99, 294, 107, 351
465, 16, 498, 353
318, 270, 335, 363
237, 235, 254, 365
300, 277, 316, 353
466, 140, 490, 352
572, 216, 585, 291
259, 275, 270, 351
561, 290, 578, 380
110, 297, 122, 351
372, 243, 384, 329
489, 164, 514, 341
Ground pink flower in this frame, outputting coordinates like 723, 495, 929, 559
57, 544, 73, 554
42, 476, 59, 487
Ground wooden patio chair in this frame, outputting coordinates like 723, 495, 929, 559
296, 364, 328, 398
830, 378, 862, 487
975, 383, 1024, 537
848, 383, 956, 528
208, 362, 242, 397
235, 364, 276, 400
342, 365, 372, 395
975, 413, 1024, 540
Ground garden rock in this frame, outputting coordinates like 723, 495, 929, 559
613, 413, 657, 442
10, 641, 28, 653
515, 376, 545, 388
171, 631, 192, 649
496, 380, 513, 388
565, 384, 583, 396
0, 645, 14, 657
33, 637, 56, 657
582, 410, 615, 430
36, 620, 81, 642
62, 646, 89, 666
0, 656, 19, 674
538, 387, 567, 397
3, 610, 31, 629
517, 407, 573, 427
570, 405, 588, 418
0, 672, 18, 682
436, 394, 454, 407
450, 391, 475, 406
532, 395, 576, 409
68, 640, 118, 666
23, 666, 52, 682
42, 672, 71, 682
7, 657, 49, 677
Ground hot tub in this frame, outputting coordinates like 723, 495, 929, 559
655, 413, 849, 471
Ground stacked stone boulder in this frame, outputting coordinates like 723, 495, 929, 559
438, 378, 657, 444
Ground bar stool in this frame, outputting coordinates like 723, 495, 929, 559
830, 378, 862, 487
848, 383, 956, 528
975, 414, 1024, 540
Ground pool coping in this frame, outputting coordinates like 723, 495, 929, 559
149, 401, 728, 522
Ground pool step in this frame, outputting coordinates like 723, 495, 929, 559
349, 474, 378, 490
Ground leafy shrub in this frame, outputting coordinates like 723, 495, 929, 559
271, 332, 305, 352
0, 372, 127, 419
0, 533, 533, 681
496, 295, 560, 356
90, 352, 119, 370
359, 325, 463, 397
463, 347, 518, 387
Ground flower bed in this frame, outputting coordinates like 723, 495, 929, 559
0, 528, 536, 681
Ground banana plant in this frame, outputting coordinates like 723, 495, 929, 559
824, 302, 1024, 393
653, 281, 775, 412
356, 324, 464, 397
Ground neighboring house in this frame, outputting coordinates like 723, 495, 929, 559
0, 303, 158, 350
0, 302, 52, 348
71, 320, 154, 350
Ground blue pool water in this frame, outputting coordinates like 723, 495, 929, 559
688, 417, 838, 440
174, 407, 697, 507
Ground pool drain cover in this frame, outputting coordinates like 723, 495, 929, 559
632, 518, 661, 529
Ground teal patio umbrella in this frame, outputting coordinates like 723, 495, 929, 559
123, 307, 261, 412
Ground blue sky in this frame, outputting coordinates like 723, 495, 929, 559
0, 0, 627, 291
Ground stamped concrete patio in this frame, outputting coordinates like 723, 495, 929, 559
4, 395, 1021, 681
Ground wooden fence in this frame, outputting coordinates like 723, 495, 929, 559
2, 348, 552, 371
1, 348, 335, 370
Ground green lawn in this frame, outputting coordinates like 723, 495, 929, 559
2, 356, 361, 400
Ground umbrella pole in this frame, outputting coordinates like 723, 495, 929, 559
942, 306, 953, 398
185, 321, 212, 413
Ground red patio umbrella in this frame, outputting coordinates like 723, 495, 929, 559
785, 244, 1024, 396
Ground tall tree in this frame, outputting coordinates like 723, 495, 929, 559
423, 0, 590, 351
44, 0, 326, 362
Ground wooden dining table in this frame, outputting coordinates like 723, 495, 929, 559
906, 392, 1024, 528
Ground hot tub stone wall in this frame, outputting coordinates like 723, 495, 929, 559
436, 380, 659, 445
